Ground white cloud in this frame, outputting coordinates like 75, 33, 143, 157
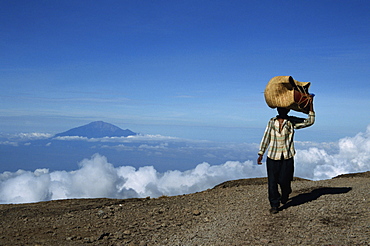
126, 134, 180, 141
0, 169, 52, 203
52, 134, 181, 143
0, 154, 264, 204
53, 136, 89, 141
0, 141, 18, 146
138, 143, 169, 149
1, 132, 53, 141
295, 124, 370, 180
19, 132, 53, 139
101, 144, 135, 151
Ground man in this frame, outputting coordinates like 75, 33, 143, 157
257, 100, 315, 214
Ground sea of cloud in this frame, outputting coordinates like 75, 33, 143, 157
0, 125, 369, 204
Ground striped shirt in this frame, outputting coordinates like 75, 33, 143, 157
258, 111, 315, 160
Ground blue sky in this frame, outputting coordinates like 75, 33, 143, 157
1, 0, 369, 143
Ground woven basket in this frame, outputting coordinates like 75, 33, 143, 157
264, 76, 312, 114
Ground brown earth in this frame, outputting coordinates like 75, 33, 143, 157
0, 172, 369, 246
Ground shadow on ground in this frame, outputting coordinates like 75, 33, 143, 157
280, 187, 352, 210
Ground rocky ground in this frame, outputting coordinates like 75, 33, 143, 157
0, 171, 369, 246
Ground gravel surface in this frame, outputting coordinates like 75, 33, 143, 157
0, 172, 369, 245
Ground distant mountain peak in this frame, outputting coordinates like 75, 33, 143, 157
55, 121, 137, 138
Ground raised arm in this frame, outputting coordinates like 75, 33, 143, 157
291, 97, 315, 129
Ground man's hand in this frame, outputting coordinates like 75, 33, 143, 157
257, 154, 263, 165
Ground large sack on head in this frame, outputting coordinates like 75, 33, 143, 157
264, 76, 313, 114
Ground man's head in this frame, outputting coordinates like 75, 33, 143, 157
277, 107, 290, 117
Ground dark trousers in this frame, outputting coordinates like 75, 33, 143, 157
266, 157, 294, 207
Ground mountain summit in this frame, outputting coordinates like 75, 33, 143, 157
55, 121, 137, 138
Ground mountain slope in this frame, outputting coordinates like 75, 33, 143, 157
0, 172, 368, 245
54, 121, 137, 138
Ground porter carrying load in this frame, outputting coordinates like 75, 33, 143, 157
264, 76, 314, 114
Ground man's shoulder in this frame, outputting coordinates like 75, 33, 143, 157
268, 117, 277, 125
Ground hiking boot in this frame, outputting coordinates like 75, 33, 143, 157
269, 207, 279, 214
281, 196, 289, 204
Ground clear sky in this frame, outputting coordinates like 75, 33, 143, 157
1, 0, 369, 142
